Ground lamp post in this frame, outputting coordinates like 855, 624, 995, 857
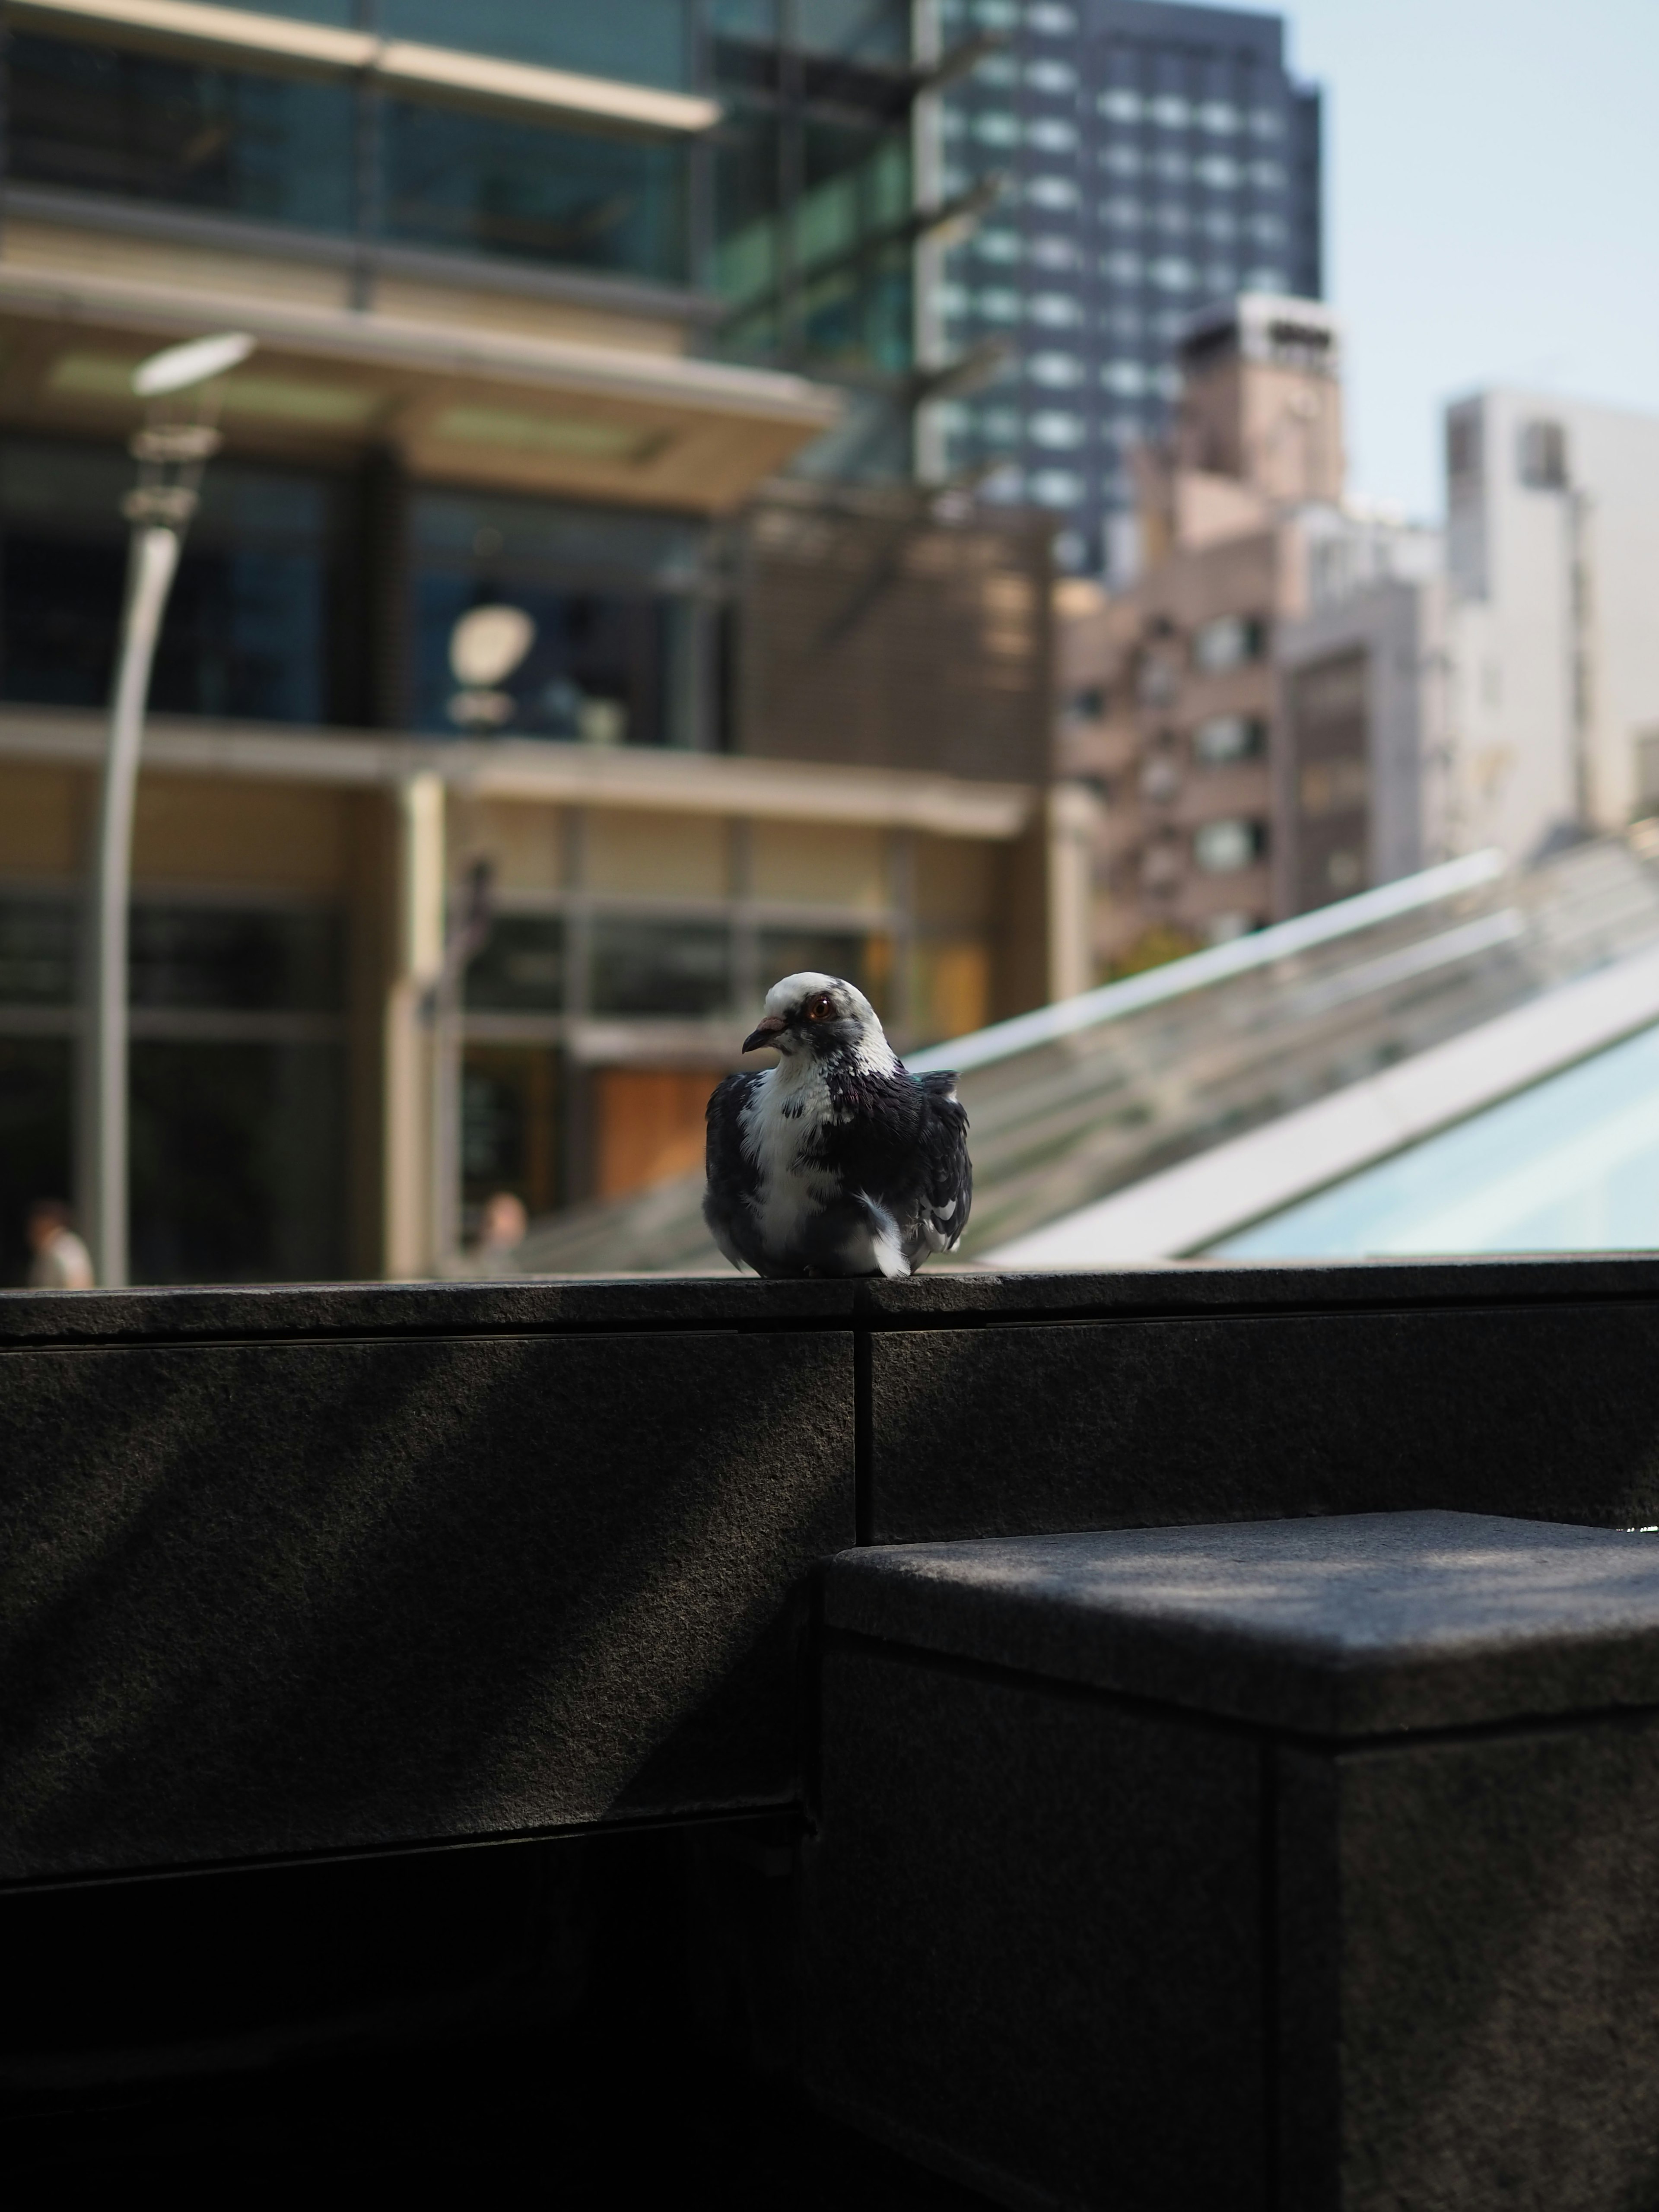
81, 330, 254, 1287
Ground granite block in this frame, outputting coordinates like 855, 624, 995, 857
0, 1274, 856, 1347
804, 1644, 1264, 2211
867, 1306, 1659, 1541
0, 1329, 853, 1879
823, 1514, 1659, 1735
1278, 1716, 1659, 2212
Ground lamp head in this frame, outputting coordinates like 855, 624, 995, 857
131, 331, 255, 400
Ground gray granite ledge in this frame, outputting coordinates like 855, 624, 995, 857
823, 1512, 1659, 1736
4, 1252, 1659, 1345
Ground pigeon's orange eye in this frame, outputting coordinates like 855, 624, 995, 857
807, 993, 837, 1021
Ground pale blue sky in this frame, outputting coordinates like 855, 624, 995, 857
1280, 0, 1659, 518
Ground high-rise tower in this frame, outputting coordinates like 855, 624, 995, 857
925, 0, 1322, 575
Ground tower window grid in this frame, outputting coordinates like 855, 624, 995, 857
931, 0, 1320, 576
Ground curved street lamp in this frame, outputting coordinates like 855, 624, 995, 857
81, 331, 254, 1287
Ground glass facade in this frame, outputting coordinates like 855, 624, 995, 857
410, 491, 709, 746
708, 0, 917, 471
9, 35, 356, 232
385, 0, 693, 88
5, 31, 690, 288
932, 0, 1321, 572
382, 101, 686, 282
0, 437, 349, 726
0, 896, 347, 1284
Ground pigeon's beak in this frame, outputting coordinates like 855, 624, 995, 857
741, 1014, 788, 1054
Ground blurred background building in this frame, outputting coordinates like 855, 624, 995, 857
0, 0, 1084, 1283
1443, 388, 1659, 861
926, 0, 1321, 575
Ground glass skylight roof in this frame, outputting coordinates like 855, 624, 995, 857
1211, 1019, 1659, 1258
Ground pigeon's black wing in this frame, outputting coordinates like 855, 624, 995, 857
703, 1070, 764, 1271
912, 1070, 972, 1260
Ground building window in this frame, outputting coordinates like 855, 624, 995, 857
0, 435, 348, 727
1149, 257, 1196, 291
466, 917, 566, 1012
1193, 715, 1266, 766
1518, 420, 1568, 490
589, 919, 731, 1016
1192, 615, 1268, 671
1102, 361, 1149, 395
1029, 412, 1085, 448
974, 228, 1022, 262
1197, 102, 1240, 134
8, 35, 355, 233
1099, 89, 1144, 122
1102, 196, 1143, 228
1193, 819, 1265, 873
973, 112, 1021, 146
1446, 410, 1482, 486
1149, 95, 1191, 128
1027, 118, 1078, 153
410, 490, 709, 746
1102, 146, 1142, 176
1025, 175, 1079, 210
975, 287, 1022, 322
1026, 58, 1078, 93
1028, 293, 1083, 327
1028, 353, 1084, 387
1196, 156, 1240, 189
386, 0, 693, 88
0, 893, 348, 1283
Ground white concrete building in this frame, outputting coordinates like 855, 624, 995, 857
1443, 389, 1659, 859
1274, 511, 1452, 914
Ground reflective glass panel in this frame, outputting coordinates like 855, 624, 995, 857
757, 930, 891, 1017
589, 921, 731, 1016
130, 1040, 346, 1283
0, 899, 75, 1005
385, 0, 691, 88
0, 1040, 72, 1286
0, 438, 344, 725
129, 906, 344, 1011
465, 916, 566, 1012
461, 1044, 563, 1216
8, 36, 354, 231
410, 491, 706, 745
1213, 1021, 1659, 1259
383, 101, 687, 281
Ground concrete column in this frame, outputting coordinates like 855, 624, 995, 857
382, 771, 444, 1279
1046, 782, 1102, 1003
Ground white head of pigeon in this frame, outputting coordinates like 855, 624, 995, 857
702, 972, 972, 1280
740, 970, 899, 1079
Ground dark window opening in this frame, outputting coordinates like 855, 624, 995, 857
589, 920, 731, 1016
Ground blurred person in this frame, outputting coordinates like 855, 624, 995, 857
476, 1190, 528, 1274
26, 1199, 95, 1289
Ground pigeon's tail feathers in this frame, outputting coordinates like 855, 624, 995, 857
855, 1190, 912, 1279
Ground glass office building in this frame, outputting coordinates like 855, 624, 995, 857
931, 0, 1321, 573
0, 0, 1068, 1282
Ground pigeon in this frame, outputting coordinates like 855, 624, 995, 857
703, 971, 972, 1279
